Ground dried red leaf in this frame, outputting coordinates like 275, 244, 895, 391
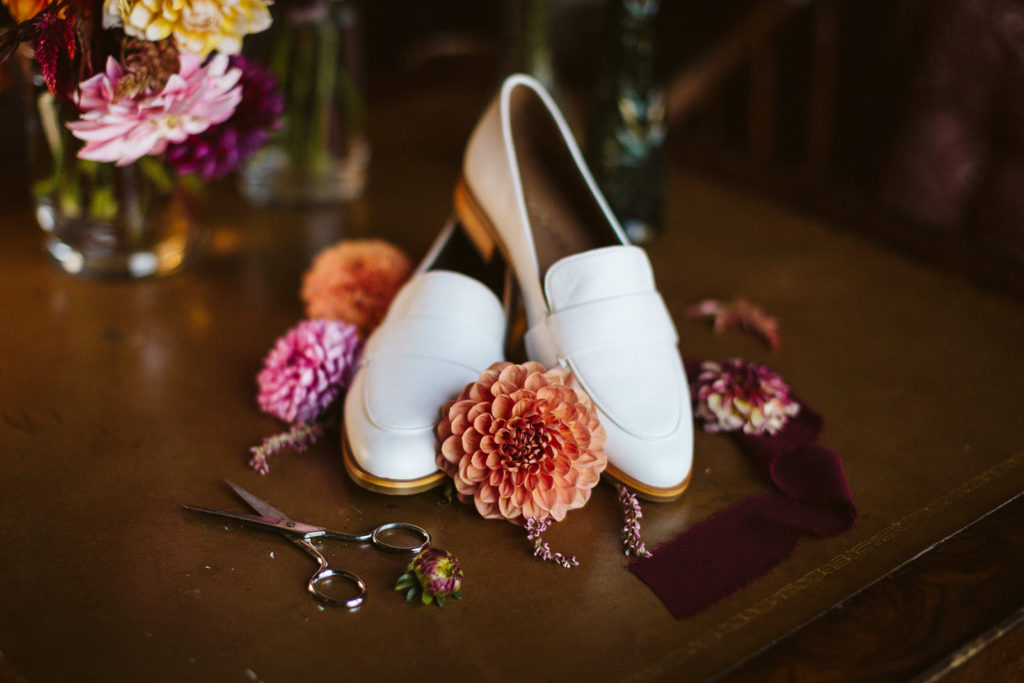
30, 4, 75, 95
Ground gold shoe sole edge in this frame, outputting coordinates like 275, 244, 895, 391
341, 431, 447, 496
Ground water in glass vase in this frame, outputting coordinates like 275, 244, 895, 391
240, 0, 370, 205
29, 88, 199, 279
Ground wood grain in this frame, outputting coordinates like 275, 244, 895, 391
718, 495, 1024, 681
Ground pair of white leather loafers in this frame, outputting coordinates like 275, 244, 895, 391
343, 74, 693, 501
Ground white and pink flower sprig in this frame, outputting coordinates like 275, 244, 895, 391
67, 53, 243, 166
693, 358, 800, 436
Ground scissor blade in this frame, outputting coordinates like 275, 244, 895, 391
182, 504, 324, 537
224, 479, 291, 520
182, 504, 293, 533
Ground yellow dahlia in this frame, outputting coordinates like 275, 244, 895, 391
104, 0, 271, 58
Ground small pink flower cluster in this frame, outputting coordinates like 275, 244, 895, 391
693, 359, 800, 436
615, 484, 652, 558
525, 517, 578, 569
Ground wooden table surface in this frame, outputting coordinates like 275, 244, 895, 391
1, 75, 1022, 682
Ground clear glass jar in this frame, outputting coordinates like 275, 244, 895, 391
25, 67, 200, 278
239, 0, 370, 205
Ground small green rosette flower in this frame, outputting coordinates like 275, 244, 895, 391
395, 547, 463, 606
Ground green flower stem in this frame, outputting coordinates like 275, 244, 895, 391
286, 21, 316, 169
334, 61, 365, 146
311, 19, 339, 178
266, 0, 363, 185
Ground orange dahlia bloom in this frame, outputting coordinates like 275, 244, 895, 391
3, 0, 52, 22
301, 239, 412, 337
437, 362, 607, 524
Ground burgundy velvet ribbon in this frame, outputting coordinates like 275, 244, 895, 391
629, 361, 857, 619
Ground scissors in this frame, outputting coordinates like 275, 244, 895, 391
184, 479, 430, 609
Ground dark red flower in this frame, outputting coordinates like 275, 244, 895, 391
164, 54, 283, 180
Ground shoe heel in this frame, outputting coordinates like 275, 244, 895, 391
455, 176, 502, 262
500, 267, 529, 359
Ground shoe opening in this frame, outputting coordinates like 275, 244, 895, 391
509, 85, 621, 277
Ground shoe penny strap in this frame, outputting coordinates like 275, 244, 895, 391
525, 290, 678, 366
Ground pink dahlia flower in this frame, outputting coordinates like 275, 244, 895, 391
693, 358, 800, 436
437, 362, 607, 525
67, 53, 242, 166
256, 319, 362, 424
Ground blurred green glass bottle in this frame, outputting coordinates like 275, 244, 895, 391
587, 0, 666, 244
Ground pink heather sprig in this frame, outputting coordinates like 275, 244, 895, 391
248, 420, 324, 475
525, 517, 579, 569
693, 359, 800, 436
615, 483, 652, 558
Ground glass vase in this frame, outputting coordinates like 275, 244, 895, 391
24, 70, 200, 279
239, 0, 369, 205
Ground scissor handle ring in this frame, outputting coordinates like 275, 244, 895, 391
308, 568, 367, 609
371, 522, 431, 554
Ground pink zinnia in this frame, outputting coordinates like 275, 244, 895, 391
256, 319, 362, 424
67, 53, 242, 166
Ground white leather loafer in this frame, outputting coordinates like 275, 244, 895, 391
454, 73, 693, 501
342, 221, 508, 494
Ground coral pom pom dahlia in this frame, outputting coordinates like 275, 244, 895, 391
437, 362, 607, 524
301, 239, 413, 337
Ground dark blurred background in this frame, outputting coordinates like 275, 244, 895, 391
4, 0, 1023, 294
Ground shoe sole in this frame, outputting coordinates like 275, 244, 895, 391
455, 176, 692, 503
603, 464, 691, 503
341, 430, 447, 496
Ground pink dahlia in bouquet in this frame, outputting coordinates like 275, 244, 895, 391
67, 52, 242, 165
164, 54, 283, 180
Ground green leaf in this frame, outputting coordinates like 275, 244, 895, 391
437, 481, 455, 506
394, 573, 415, 591
435, 595, 445, 607
453, 590, 463, 600
405, 587, 418, 603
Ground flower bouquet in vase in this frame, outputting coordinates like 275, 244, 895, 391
1, 0, 283, 277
